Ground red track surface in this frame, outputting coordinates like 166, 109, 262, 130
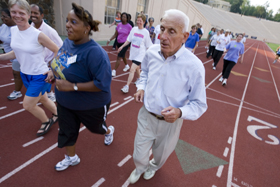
0, 39, 279, 187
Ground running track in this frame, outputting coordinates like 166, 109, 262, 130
0, 39, 279, 187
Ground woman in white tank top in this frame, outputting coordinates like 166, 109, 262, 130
0, 0, 59, 136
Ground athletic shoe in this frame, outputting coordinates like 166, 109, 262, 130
206, 49, 209, 53
55, 154, 80, 171
123, 64, 130, 72
273, 60, 277, 64
219, 76, 223, 82
47, 91, 56, 102
7, 91, 22, 100
222, 79, 227, 86
212, 63, 214, 66
129, 169, 141, 184
121, 85, 129, 93
104, 125, 115, 145
213, 66, 216, 70
134, 78, 140, 85
143, 168, 156, 180
112, 70, 116, 77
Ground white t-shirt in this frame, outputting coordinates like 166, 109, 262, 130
153, 24, 161, 44
241, 37, 246, 44
11, 26, 49, 75
127, 27, 153, 62
215, 34, 230, 51
210, 34, 220, 46
0, 24, 13, 53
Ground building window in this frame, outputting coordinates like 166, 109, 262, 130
104, 0, 121, 24
137, 0, 149, 13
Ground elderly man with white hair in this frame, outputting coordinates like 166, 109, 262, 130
128, 9, 208, 184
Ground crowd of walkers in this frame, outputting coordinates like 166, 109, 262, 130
0, 0, 277, 185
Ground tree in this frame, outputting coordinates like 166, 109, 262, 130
230, 0, 244, 14
194, 0, 209, 4
241, 0, 250, 15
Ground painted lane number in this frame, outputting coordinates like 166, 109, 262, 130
247, 116, 279, 145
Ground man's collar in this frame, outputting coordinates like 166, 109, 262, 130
31, 20, 45, 31
158, 44, 185, 60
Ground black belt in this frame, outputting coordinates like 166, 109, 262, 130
149, 112, 165, 120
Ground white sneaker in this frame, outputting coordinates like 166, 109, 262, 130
47, 91, 56, 102
273, 60, 277, 64
143, 168, 156, 180
129, 169, 141, 184
222, 79, 227, 86
134, 78, 140, 85
123, 65, 130, 72
213, 66, 216, 70
121, 85, 129, 93
7, 91, 22, 100
104, 126, 114, 145
55, 154, 80, 171
219, 76, 223, 82
112, 70, 116, 77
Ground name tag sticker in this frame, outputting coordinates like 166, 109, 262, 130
67, 55, 77, 65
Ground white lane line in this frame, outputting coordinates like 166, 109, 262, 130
118, 155, 132, 167
110, 102, 119, 108
0, 83, 14, 88
227, 44, 259, 187
91, 178, 105, 187
263, 46, 280, 103
112, 79, 128, 83
0, 106, 7, 110
223, 147, 229, 157
110, 60, 117, 64
212, 185, 217, 187
19, 101, 23, 104
228, 137, 232, 144
122, 180, 130, 187
124, 96, 132, 100
0, 98, 135, 183
112, 72, 129, 78
0, 108, 25, 120
11, 79, 14, 81
22, 137, 44, 147
216, 165, 224, 178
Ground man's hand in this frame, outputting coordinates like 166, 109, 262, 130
161, 106, 182, 123
134, 90, 144, 103
55, 79, 74, 92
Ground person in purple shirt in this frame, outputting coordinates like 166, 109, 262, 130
185, 25, 199, 53
219, 34, 244, 86
107, 12, 132, 77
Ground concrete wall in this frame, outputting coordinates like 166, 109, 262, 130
54, 0, 211, 41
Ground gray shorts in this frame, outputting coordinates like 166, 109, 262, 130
11, 59, 20, 71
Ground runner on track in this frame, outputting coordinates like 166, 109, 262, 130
273, 45, 280, 64
219, 33, 244, 86
206, 30, 220, 58
107, 12, 132, 77
128, 9, 207, 184
118, 13, 153, 94
0, 0, 59, 136
30, 4, 63, 102
0, 8, 23, 100
53, 3, 114, 171
185, 24, 199, 53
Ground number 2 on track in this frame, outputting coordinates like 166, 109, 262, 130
247, 116, 280, 145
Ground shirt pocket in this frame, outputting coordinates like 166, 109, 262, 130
163, 78, 187, 97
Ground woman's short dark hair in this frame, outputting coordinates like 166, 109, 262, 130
148, 17, 154, 22
128, 14, 131, 20
72, 3, 101, 34
121, 12, 128, 22
1, 8, 11, 17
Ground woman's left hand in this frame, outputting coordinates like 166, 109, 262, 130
55, 79, 74, 92
44, 70, 54, 83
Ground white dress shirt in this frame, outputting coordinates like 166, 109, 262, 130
31, 21, 63, 65
137, 44, 207, 120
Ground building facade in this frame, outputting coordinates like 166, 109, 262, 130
54, 0, 211, 41
207, 0, 231, 12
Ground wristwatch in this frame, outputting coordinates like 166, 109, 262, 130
73, 83, 78, 91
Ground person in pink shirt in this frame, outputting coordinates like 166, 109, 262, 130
107, 12, 132, 77
30, 4, 63, 102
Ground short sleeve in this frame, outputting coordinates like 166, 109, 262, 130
127, 27, 134, 42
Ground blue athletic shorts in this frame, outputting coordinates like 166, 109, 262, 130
20, 72, 51, 97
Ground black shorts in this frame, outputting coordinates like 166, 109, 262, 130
57, 101, 110, 148
276, 52, 280, 57
117, 42, 129, 58
132, 60, 141, 66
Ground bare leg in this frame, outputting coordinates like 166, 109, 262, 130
23, 94, 49, 123
136, 66, 141, 79
66, 145, 76, 157
123, 56, 128, 65
126, 63, 139, 86
114, 57, 122, 70
13, 70, 23, 91
39, 92, 57, 121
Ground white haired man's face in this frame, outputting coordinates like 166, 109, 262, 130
160, 17, 189, 58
